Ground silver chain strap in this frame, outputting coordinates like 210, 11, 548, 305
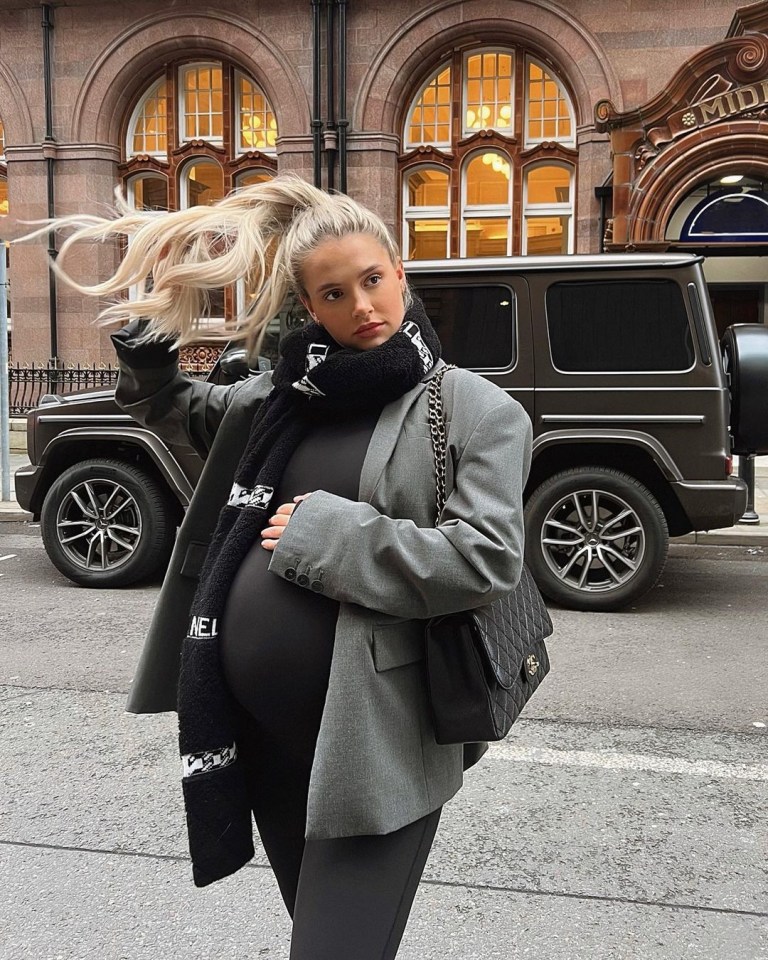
427, 364, 458, 527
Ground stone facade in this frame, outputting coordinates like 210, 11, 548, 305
0, 0, 757, 363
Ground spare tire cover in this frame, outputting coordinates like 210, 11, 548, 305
722, 323, 768, 455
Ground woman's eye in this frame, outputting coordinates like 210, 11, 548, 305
324, 290, 342, 302
367, 274, 382, 286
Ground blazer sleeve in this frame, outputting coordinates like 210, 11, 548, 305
267, 396, 532, 620
111, 320, 255, 459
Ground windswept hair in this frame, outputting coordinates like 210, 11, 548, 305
16, 175, 407, 351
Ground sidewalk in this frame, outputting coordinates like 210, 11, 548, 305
3, 450, 768, 545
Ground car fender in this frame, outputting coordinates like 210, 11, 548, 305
37, 426, 195, 507
532, 429, 683, 481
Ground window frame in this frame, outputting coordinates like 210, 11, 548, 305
410, 281, 518, 373
234, 69, 278, 157
402, 164, 452, 260
522, 160, 575, 255
524, 56, 576, 149
126, 171, 170, 212
545, 278, 697, 376
125, 79, 168, 160
404, 64, 453, 150
178, 61, 225, 148
461, 48, 516, 139
460, 149, 513, 258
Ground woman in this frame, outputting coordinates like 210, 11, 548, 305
28, 176, 532, 959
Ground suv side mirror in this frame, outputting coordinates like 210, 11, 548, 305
218, 347, 272, 379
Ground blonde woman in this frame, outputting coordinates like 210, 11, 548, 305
26, 176, 532, 959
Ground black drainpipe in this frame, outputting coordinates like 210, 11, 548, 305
336, 0, 348, 194
311, 0, 323, 188
42, 3, 59, 366
325, 0, 337, 191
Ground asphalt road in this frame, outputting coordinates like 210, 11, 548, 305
1, 523, 767, 960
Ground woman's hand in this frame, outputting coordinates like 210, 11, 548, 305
260, 494, 314, 551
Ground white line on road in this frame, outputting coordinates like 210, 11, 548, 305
488, 742, 768, 781
0, 554, 17, 562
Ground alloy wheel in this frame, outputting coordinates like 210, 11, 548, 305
539, 488, 646, 593
55, 477, 143, 572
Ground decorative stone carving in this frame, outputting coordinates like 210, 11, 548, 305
179, 344, 222, 370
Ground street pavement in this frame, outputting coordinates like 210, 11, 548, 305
0, 521, 766, 959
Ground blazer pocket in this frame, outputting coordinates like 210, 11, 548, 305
372, 620, 426, 672
180, 540, 210, 579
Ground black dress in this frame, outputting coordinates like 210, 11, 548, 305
219, 410, 379, 828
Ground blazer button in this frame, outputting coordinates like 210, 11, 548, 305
311, 580, 324, 593
285, 568, 297, 581
297, 574, 309, 586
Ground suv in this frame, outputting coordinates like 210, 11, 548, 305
15, 253, 768, 611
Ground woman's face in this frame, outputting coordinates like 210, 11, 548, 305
300, 234, 406, 350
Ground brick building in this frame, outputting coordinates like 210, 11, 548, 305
1, 0, 767, 364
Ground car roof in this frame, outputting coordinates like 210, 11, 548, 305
403, 253, 703, 273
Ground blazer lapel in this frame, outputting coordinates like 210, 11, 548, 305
359, 360, 445, 504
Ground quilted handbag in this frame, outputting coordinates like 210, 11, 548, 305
424, 365, 553, 745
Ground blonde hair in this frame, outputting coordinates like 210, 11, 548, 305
17, 175, 408, 350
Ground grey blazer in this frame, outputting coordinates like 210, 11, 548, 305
116, 341, 532, 840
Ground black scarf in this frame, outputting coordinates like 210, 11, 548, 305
177, 298, 441, 887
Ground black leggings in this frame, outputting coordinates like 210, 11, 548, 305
234, 703, 442, 960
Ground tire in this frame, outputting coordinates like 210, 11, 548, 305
41, 458, 176, 587
525, 467, 668, 612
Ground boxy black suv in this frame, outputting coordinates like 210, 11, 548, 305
15, 253, 768, 611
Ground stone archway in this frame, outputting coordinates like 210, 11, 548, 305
356, 0, 622, 136
0, 60, 34, 146
71, 9, 310, 146
629, 123, 768, 245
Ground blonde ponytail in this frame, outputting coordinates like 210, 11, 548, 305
14, 174, 405, 352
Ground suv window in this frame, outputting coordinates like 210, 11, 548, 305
546, 279, 695, 373
413, 285, 515, 369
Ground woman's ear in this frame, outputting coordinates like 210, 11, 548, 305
300, 296, 319, 324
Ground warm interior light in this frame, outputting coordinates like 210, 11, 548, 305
720, 174, 744, 185
499, 105, 512, 121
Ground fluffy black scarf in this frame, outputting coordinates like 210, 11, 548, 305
178, 298, 441, 887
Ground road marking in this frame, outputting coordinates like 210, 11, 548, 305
0, 554, 17, 562
488, 742, 768, 781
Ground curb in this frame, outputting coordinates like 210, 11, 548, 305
0, 503, 33, 522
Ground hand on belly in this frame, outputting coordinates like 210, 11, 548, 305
260, 493, 314, 551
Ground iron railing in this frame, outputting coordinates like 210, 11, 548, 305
8, 361, 213, 416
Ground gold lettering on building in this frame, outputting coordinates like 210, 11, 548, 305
736, 86, 760, 111
697, 97, 727, 122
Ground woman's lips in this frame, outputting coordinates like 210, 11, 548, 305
354, 321, 385, 338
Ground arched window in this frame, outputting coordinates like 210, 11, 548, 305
180, 158, 225, 209
405, 67, 452, 149
127, 81, 168, 158
402, 166, 451, 260
121, 62, 278, 326
525, 58, 574, 147
127, 173, 169, 212
401, 47, 577, 258
523, 162, 574, 254
235, 168, 275, 188
667, 176, 768, 244
462, 151, 512, 256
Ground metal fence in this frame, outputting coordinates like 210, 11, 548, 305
8, 361, 213, 416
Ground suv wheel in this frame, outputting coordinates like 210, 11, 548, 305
526, 467, 668, 612
41, 459, 176, 587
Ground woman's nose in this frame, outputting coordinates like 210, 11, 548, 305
351, 291, 373, 317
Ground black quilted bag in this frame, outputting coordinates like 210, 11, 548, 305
425, 365, 553, 745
